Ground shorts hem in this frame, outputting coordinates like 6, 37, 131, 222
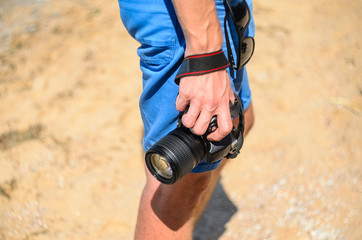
190, 159, 223, 173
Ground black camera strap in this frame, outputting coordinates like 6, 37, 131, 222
175, 49, 230, 85
226, 94, 245, 159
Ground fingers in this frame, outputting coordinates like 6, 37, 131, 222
175, 70, 235, 141
206, 107, 232, 142
190, 110, 213, 136
182, 102, 232, 141
176, 93, 234, 141
181, 103, 200, 129
175, 95, 189, 112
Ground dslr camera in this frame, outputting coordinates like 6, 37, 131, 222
145, 94, 245, 184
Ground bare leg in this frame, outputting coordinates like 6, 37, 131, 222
193, 103, 254, 223
134, 168, 213, 239
134, 104, 254, 240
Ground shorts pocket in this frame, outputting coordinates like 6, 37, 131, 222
118, 1, 176, 67
137, 38, 175, 66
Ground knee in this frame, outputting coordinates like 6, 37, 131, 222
153, 172, 212, 206
149, 172, 213, 230
185, 172, 213, 194
155, 171, 212, 204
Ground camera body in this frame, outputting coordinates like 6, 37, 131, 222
145, 94, 245, 184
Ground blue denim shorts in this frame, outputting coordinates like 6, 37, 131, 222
118, 0, 255, 173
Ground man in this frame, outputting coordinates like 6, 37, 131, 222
117, 0, 255, 238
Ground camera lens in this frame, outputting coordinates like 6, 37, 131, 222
145, 127, 206, 184
150, 154, 173, 179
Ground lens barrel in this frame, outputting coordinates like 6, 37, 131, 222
145, 127, 206, 184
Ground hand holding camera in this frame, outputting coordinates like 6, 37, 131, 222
176, 67, 235, 142
145, 0, 256, 183
145, 93, 245, 184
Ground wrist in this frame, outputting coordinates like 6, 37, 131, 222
175, 49, 229, 85
171, 0, 223, 56
184, 27, 223, 56
181, 2, 223, 56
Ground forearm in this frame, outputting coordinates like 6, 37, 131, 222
171, 0, 223, 56
172, 0, 234, 141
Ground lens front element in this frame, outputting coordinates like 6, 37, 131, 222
145, 127, 206, 184
150, 154, 173, 180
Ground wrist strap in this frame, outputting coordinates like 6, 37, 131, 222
175, 49, 230, 85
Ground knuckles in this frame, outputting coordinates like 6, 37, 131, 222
191, 126, 207, 136
181, 114, 195, 129
220, 118, 233, 133
218, 123, 232, 136
208, 120, 232, 141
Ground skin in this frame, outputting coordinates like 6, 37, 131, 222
172, 0, 235, 142
134, 105, 254, 239
134, 0, 254, 239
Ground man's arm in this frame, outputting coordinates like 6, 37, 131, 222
172, 0, 235, 141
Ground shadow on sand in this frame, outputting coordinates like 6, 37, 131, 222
193, 179, 238, 240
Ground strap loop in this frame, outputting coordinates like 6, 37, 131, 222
175, 49, 230, 85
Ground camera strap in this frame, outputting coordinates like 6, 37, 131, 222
175, 49, 230, 85
226, 94, 245, 159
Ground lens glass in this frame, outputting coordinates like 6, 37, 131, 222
150, 154, 173, 179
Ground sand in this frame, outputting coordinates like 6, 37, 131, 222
0, 0, 361, 239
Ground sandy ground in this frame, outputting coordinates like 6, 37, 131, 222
0, 0, 361, 239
